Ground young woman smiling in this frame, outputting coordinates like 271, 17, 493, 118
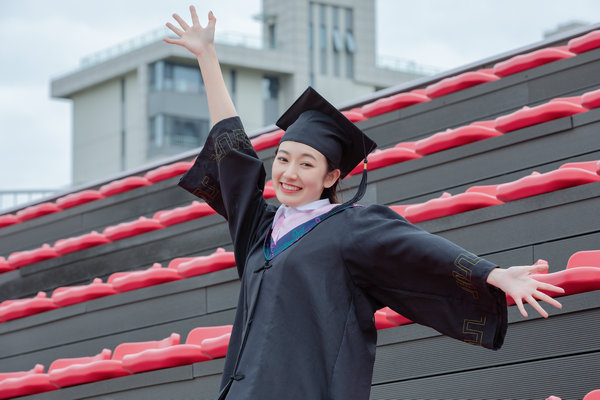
166, 7, 564, 400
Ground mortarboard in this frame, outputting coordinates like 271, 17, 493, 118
276, 86, 377, 205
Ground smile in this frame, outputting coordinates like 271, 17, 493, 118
280, 182, 302, 192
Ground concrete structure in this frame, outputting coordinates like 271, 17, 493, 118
51, 0, 432, 186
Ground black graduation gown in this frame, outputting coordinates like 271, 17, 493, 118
178, 116, 508, 400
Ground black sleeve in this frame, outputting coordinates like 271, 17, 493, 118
178, 117, 271, 277
343, 205, 507, 350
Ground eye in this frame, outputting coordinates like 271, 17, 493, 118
277, 156, 288, 163
301, 162, 314, 168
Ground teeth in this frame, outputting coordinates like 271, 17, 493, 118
281, 183, 300, 191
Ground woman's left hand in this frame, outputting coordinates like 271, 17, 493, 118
486, 261, 564, 318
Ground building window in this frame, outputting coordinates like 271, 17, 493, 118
150, 61, 204, 94
319, 3, 327, 75
263, 76, 280, 125
332, 6, 341, 77
149, 114, 209, 157
268, 23, 276, 49
345, 8, 355, 78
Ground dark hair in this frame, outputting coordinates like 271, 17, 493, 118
320, 157, 341, 204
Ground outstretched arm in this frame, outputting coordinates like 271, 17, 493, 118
164, 6, 237, 125
486, 260, 564, 319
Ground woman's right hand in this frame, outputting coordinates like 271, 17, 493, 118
164, 6, 216, 58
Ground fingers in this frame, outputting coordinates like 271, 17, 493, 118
538, 281, 565, 294
166, 22, 183, 37
173, 13, 191, 31
534, 291, 563, 310
163, 37, 182, 46
515, 298, 528, 318
525, 295, 548, 318
190, 5, 200, 26
208, 10, 216, 26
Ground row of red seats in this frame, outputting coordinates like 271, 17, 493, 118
4, 151, 598, 274
4, 155, 597, 274
0, 248, 235, 323
0, 201, 219, 273
376, 250, 600, 329
0, 325, 233, 399
2, 30, 598, 230
0, 161, 194, 229
362, 30, 600, 117
1, 248, 597, 397
390, 160, 600, 223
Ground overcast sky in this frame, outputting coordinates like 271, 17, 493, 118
0, 0, 598, 197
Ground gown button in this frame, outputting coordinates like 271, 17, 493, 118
233, 374, 245, 381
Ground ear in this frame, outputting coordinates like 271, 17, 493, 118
323, 168, 341, 189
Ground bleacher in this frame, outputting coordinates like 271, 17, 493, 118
0, 26, 599, 400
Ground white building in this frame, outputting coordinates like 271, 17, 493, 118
51, 0, 436, 186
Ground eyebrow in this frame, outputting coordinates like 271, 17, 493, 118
277, 149, 317, 161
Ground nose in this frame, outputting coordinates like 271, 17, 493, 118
281, 163, 299, 180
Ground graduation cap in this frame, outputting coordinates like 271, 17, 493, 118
276, 86, 377, 206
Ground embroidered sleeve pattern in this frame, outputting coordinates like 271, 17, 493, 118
452, 252, 482, 300
462, 316, 486, 346
211, 128, 253, 163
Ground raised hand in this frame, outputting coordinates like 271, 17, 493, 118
164, 6, 216, 58
486, 260, 564, 318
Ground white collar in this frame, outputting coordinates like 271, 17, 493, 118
272, 198, 331, 226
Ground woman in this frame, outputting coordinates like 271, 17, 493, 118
165, 7, 564, 400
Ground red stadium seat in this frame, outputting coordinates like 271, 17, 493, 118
0, 257, 13, 273
530, 267, 600, 298
342, 109, 367, 122
415, 120, 502, 155
251, 129, 284, 151
0, 214, 20, 229
263, 180, 276, 199
493, 46, 575, 77
385, 307, 413, 326
494, 97, 588, 133
200, 332, 232, 359
568, 29, 600, 54
583, 389, 600, 400
55, 190, 104, 210
175, 248, 236, 278
48, 348, 131, 388
99, 176, 152, 197
144, 161, 194, 183
566, 250, 600, 269
109, 263, 183, 293
102, 217, 165, 241
361, 90, 430, 118
8, 244, 60, 269
0, 292, 58, 323
559, 160, 600, 174
122, 326, 232, 373
425, 69, 499, 99
51, 278, 118, 308
153, 201, 216, 226
53, 231, 111, 255
347, 146, 421, 177
465, 184, 501, 197
496, 166, 600, 202
0, 364, 58, 399
119, 334, 189, 374
16, 202, 62, 222
374, 308, 397, 329
389, 204, 411, 217
581, 88, 600, 109
404, 191, 503, 223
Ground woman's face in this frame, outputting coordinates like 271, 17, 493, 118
272, 141, 340, 208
